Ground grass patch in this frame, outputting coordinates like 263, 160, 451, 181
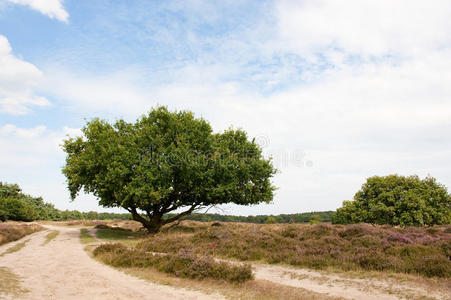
94, 224, 147, 246
0, 239, 29, 256
137, 222, 451, 278
41, 230, 59, 246
0, 267, 28, 297
80, 228, 96, 244
93, 243, 253, 283
0, 223, 42, 246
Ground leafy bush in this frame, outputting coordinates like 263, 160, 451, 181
333, 175, 451, 226
0, 197, 37, 222
93, 243, 253, 283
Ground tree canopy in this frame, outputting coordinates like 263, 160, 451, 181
332, 175, 451, 226
0, 182, 57, 222
62, 106, 277, 232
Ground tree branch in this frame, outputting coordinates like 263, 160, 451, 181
162, 203, 200, 225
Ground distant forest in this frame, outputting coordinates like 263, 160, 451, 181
166, 211, 334, 224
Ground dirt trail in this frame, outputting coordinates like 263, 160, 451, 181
0, 226, 223, 300
253, 264, 450, 300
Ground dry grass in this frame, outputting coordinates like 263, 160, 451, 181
41, 230, 59, 246
137, 221, 451, 278
0, 267, 28, 298
0, 239, 30, 257
40, 220, 109, 227
0, 223, 42, 246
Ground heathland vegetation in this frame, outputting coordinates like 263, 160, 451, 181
91, 221, 451, 279
0, 223, 42, 246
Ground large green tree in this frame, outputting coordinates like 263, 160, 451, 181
62, 107, 277, 232
332, 175, 451, 226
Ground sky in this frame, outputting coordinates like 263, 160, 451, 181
1, 0, 451, 215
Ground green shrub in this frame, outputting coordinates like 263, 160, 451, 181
0, 198, 37, 222
333, 175, 451, 226
309, 214, 322, 225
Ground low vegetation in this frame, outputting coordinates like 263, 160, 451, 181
0, 267, 28, 297
93, 243, 253, 283
79, 228, 96, 244
42, 230, 59, 245
0, 239, 30, 256
0, 223, 42, 246
137, 222, 451, 278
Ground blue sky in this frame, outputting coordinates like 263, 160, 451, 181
1, 0, 451, 215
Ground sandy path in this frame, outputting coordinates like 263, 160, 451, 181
0, 226, 223, 300
252, 264, 450, 300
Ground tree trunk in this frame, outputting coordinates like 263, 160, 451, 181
130, 210, 163, 233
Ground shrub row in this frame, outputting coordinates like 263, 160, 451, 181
93, 243, 253, 283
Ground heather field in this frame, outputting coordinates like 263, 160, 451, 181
110, 221, 451, 278
90, 221, 451, 299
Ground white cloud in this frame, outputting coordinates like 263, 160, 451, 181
275, 0, 451, 59
0, 124, 47, 138
62, 126, 82, 137
0, 35, 50, 115
6, 0, 68, 22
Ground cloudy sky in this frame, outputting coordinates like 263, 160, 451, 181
1, 0, 450, 215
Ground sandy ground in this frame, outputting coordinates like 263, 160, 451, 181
0, 226, 223, 300
252, 264, 450, 300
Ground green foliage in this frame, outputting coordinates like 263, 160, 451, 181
0, 198, 37, 222
333, 175, 451, 226
165, 211, 334, 224
0, 182, 59, 222
0, 181, 133, 222
79, 229, 96, 244
309, 214, 321, 225
95, 226, 144, 240
264, 216, 277, 224
93, 243, 253, 283
62, 106, 277, 232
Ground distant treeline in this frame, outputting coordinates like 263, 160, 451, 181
1, 182, 332, 223
0, 182, 130, 222
167, 211, 334, 224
